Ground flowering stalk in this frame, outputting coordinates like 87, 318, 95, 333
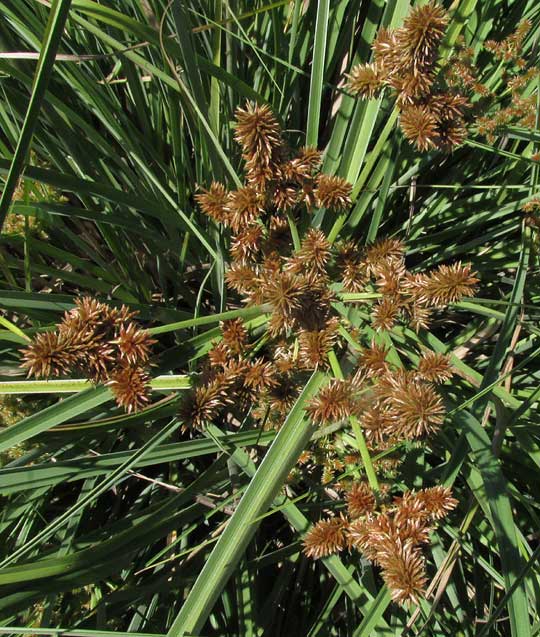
327, 349, 380, 493
0, 375, 191, 394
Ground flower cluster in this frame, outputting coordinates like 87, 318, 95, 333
187, 103, 472, 604
346, 2, 467, 151
185, 103, 478, 433
20, 297, 156, 412
458, 21, 537, 142
303, 485, 457, 604
307, 347, 452, 448
196, 102, 352, 229
346, 2, 537, 150
522, 197, 540, 230
341, 238, 478, 331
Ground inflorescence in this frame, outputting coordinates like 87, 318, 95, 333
187, 100, 476, 603
303, 484, 458, 604
346, 2, 537, 151
189, 102, 477, 435
21, 297, 156, 412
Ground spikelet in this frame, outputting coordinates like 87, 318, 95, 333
273, 181, 299, 211
230, 225, 263, 263
21, 331, 78, 378
225, 187, 265, 232
107, 364, 151, 413
220, 318, 248, 355
292, 146, 323, 175
111, 323, 156, 365
243, 358, 278, 391
407, 302, 432, 332
357, 342, 390, 378
195, 182, 230, 223
302, 514, 350, 559
261, 270, 307, 321
413, 486, 458, 520
341, 261, 369, 292
397, 1, 448, 71
485, 20, 531, 62
379, 540, 428, 605
225, 262, 259, 296
179, 383, 224, 429
234, 102, 284, 187
291, 228, 332, 275
364, 238, 405, 273
400, 105, 438, 151
417, 351, 453, 383
346, 63, 385, 98
371, 27, 399, 66
377, 371, 445, 439
306, 379, 355, 425
346, 482, 377, 518
298, 318, 339, 369
265, 373, 301, 421
314, 175, 352, 211
358, 403, 393, 449
372, 297, 401, 332
208, 342, 230, 368
373, 259, 406, 295
421, 262, 479, 307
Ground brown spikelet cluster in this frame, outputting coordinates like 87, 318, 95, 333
196, 101, 350, 236
188, 103, 476, 503
302, 514, 350, 559
190, 100, 475, 435
339, 237, 478, 332
189, 106, 358, 431
304, 485, 457, 605
347, 4, 538, 150
20, 298, 156, 412
521, 197, 540, 230
306, 347, 453, 448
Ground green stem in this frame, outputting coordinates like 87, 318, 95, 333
327, 350, 379, 492
149, 305, 266, 335
0, 315, 30, 341
287, 211, 301, 251
349, 415, 380, 493
340, 292, 382, 302
0, 375, 190, 395
327, 213, 346, 244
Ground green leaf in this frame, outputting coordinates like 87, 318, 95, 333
0, 386, 111, 454
306, 0, 329, 147
166, 371, 325, 636
0, 0, 72, 229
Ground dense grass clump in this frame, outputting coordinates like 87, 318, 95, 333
1, 1, 540, 636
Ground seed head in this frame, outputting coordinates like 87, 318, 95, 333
306, 379, 355, 425
346, 63, 385, 99
195, 182, 230, 223
107, 365, 151, 413
346, 482, 377, 518
303, 515, 350, 559
314, 175, 352, 211
112, 323, 156, 366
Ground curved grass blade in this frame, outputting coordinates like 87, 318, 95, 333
457, 409, 531, 637
0, 0, 72, 230
0, 417, 182, 568
166, 371, 325, 637
306, 0, 329, 147
0, 385, 111, 454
